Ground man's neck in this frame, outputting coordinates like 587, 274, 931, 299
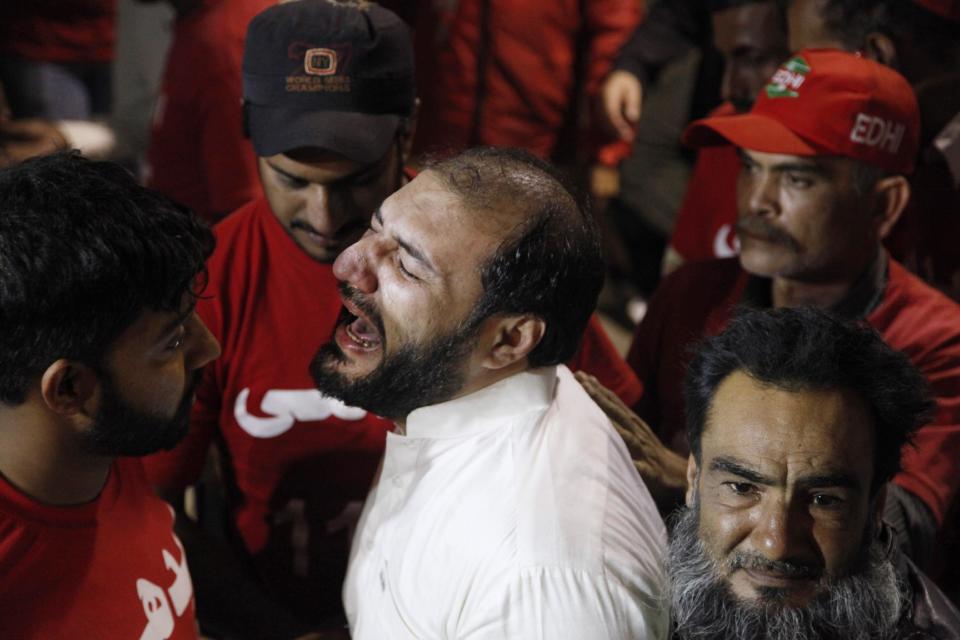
770, 251, 886, 316
0, 408, 112, 506
393, 360, 532, 436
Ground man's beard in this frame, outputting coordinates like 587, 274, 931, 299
666, 501, 906, 640
79, 368, 202, 457
310, 302, 483, 422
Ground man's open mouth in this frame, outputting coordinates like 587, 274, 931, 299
339, 297, 383, 352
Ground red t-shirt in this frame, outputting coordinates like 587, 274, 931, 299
669, 102, 741, 263
144, 195, 642, 619
0, 458, 197, 639
0, 1, 117, 63
144, 0, 269, 224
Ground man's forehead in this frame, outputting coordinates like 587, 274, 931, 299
383, 173, 504, 266
712, 2, 785, 49
738, 148, 845, 171
702, 370, 876, 475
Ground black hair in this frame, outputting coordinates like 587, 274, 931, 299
820, 0, 960, 67
684, 306, 934, 490
0, 152, 214, 405
426, 147, 605, 368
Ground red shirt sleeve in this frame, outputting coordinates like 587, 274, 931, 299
567, 314, 644, 407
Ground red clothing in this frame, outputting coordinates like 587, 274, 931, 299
410, 0, 642, 162
628, 256, 960, 527
670, 102, 740, 262
144, 195, 641, 618
0, 458, 197, 639
0, 1, 116, 63
144, 0, 268, 224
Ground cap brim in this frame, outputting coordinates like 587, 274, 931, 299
247, 104, 400, 163
682, 113, 819, 156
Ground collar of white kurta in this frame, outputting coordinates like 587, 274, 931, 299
401, 365, 559, 440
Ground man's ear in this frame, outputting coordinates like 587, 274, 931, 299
873, 175, 910, 239
862, 31, 899, 68
685, 454, 699, 506
480, 314, 546, 371
39, 359, 100, 420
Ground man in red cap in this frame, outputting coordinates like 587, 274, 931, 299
788, 0, 960, 300
661, 0, 960, 282
582, 48, 960, 597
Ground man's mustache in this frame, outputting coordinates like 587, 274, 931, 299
729, 550, 823, 580
736, 217, 801, 251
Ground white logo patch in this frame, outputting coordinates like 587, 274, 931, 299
234, 388, 368, 438
304, 48, 338, 76
137, 537, 192, 640
850, 113, 905, 154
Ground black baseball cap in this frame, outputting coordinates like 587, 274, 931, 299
242, 0, 415, 163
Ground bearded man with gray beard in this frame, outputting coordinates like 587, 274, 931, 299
665, 307, 960, 640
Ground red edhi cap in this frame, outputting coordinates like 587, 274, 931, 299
683, 49, 920, 174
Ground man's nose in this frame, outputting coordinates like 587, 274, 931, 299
749, 497, 813, 562
741, 170, 779, 219
721, 63, 746, 106
186, 312, 221, 370
304, 185, 333, 230
332, 237, 379, 294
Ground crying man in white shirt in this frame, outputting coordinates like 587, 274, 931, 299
310, 146, 670, 640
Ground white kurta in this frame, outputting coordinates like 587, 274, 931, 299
343, 365, 669, 639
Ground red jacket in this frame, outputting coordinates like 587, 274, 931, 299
409, 0, 642, 162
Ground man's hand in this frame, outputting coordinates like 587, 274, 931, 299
600, 70, 643, 142
576, 371, 687, 505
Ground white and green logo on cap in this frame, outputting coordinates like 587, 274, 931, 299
765, 56, 811, 99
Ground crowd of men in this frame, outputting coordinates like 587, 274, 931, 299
1, 0, 959, 638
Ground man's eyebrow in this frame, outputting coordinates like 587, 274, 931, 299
373, 208, 438, 276
265, 161, 307, 183
268, 158, 379, 185
709, 456, 776, 486
159, 302, 196, 339
773, 162, 828, 176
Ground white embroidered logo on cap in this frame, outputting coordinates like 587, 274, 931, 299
850, 113, 905, 154
304, 48, 338, 76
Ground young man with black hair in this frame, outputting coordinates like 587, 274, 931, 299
668, 306, 960, 639
312, 146, 668, 639
0, 151, 220, 638
143, 1, 643, 636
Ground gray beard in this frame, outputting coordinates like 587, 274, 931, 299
666, 502, 907, 640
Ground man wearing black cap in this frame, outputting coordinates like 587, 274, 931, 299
142, 1, 414, 636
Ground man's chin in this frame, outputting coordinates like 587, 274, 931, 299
729, 572, 820, 608
738, 247, 794, 279
310, 341, 368, 395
